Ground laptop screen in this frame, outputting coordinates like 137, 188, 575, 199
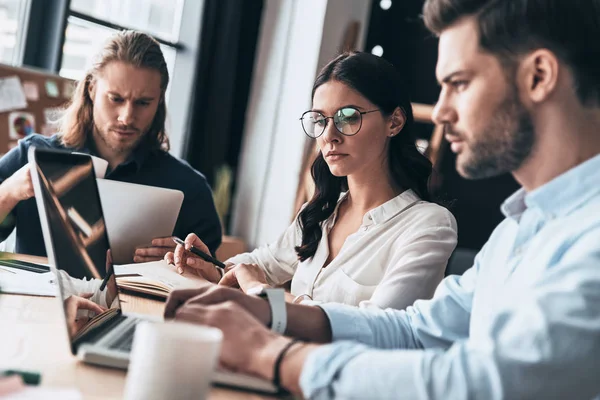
30, 148, 121, 348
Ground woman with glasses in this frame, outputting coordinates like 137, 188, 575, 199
166, 52, 457, 310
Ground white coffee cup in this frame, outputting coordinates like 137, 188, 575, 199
124, 321, 223, 400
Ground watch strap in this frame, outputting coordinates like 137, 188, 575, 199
264, 288, 287, 334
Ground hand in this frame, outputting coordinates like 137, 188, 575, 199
134, 237, 176, 263
173, 300, 292, 378
164, 284, 271, 327
219, 263, 269, 293
164, 233, 221, 283
64, 293, 106, 337
2, 164, 34, 203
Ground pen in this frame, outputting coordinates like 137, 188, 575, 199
1, 369, 41, 385
172, 237, 227, 269
99, 269, 113, 291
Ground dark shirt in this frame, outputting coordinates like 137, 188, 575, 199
0, 134, 222, 257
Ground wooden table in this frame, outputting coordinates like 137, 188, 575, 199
0, 253, 278, 400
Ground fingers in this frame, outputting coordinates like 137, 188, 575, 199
134, 246, 173, 262
74, 296, 106, 314
174, 304, 208, 324
164, 286, 213, 319
133, 255, 164, 263
218, 268, 240, 288
184, 233, 210, 253
164, 251, 175, 265
152, 236, 177, 248
173, 242, 187, 273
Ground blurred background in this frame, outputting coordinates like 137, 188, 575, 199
0, 0, 519, 263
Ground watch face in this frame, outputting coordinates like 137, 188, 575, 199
247, 285, 266, 297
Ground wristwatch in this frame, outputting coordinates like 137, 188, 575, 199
247, 286, 287, 334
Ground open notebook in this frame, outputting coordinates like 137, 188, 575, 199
114, 260, 206, 299
72, 307, 120, 343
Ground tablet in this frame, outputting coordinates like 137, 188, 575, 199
97, 179, 184, 264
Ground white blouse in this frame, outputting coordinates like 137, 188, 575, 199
226, 189, 457, 310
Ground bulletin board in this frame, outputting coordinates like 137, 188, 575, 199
0, 63, 75, 156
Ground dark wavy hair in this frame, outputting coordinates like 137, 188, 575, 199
295, 52, 434, 261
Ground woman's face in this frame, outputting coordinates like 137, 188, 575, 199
312, 80, 395, 178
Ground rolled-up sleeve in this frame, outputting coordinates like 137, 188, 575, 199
299, 236, 600, 400
226, 215, 303, 286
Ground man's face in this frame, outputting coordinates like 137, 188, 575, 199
89, 61, 162, 157
432, 17, 535, 179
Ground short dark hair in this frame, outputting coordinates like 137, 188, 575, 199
423, 0, 600, 106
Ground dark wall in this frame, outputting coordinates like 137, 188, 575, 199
364, 0, 520, 251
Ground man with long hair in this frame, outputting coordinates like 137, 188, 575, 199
0, 31, 221, 260
161, 0, 600, 398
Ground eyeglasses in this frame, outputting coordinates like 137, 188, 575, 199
299, 107, 381, 138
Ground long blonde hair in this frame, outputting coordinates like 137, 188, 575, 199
58, 30, 170, 151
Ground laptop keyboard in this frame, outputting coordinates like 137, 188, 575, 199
108, 319, 138, 352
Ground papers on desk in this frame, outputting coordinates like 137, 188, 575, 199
0, 267, 56, 297
2, 387, 81, 400
0, 76, 28, 113
114, 260, 207, 299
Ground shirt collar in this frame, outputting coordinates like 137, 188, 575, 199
331, 189, 421, 226
501, 153, 600, 220
366, 189, 421, 225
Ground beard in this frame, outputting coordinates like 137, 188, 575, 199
451, 85, 536, 180
93, 123, 144, 156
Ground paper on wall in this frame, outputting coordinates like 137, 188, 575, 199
22, 81, 39, 101
0, 76, 28, 113
45, 80, 59, 98
8, 112, 36, 140
63, 81, 76, 99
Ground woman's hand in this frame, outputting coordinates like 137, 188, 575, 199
164, 233, 222, 283
64, 293, 106, 336
219, 263, 269, 292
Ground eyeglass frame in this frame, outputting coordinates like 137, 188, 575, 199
299, 107, 381, 138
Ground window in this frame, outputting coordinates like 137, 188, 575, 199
60, 0, 183, 91
70, 0, 183, 42
0, 0, 31, 65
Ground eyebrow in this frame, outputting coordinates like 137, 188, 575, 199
438, 70, 470, 86
311, 104, 366, 113
107, 91, 156, 102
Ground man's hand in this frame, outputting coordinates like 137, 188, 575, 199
64, 293, 106, 337
164, 285, 271, 326
219, 263, 269, 292
1, 164, 34, 203
173, 300, 293, 379
163, 233, 222, 283
134, 237, 176, 263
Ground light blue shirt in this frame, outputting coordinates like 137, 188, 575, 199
300, 154, 600, 400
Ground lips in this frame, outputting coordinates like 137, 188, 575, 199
445, 135, 464, 153
112, 129, 138, 137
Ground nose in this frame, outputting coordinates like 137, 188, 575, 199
320, 117, 341, 144
117, 102, 135, 126
432, 91, 457, 126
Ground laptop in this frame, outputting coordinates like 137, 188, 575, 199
97, 179, 184, 265
28, 147, 278, 394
